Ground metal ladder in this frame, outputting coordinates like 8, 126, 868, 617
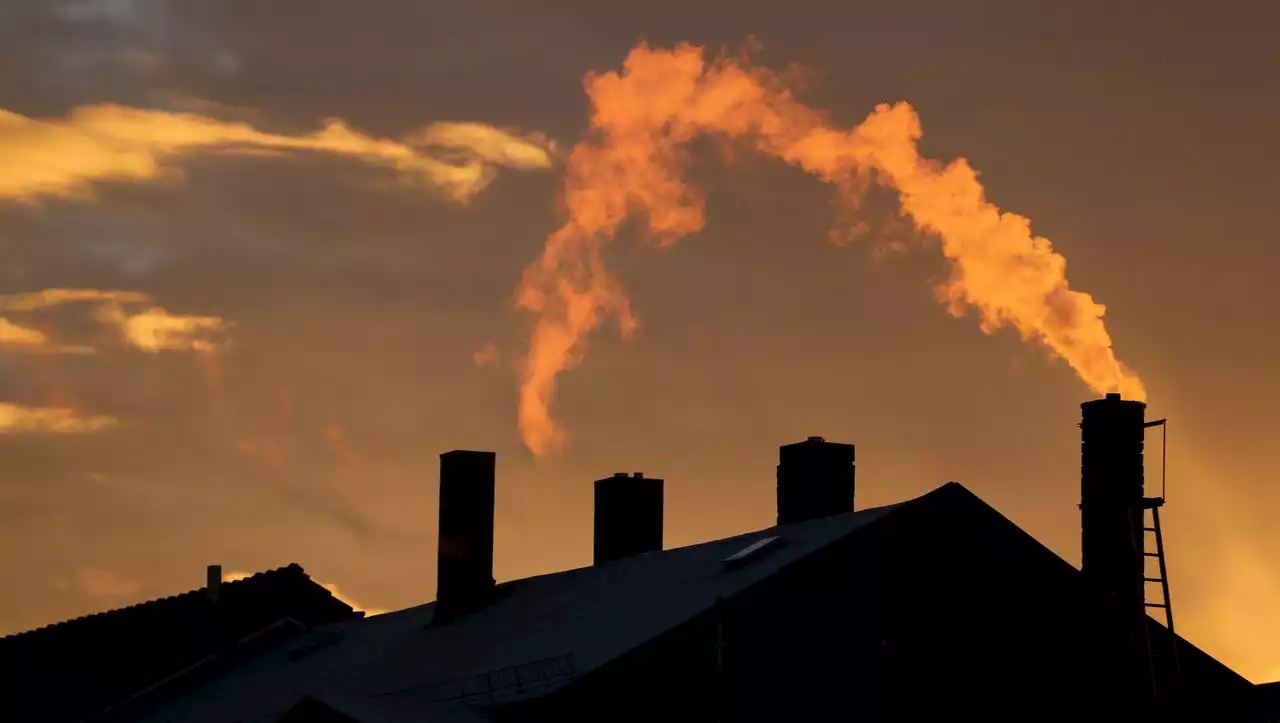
1140, 417, 1181, 701
1142, 497, 1175, 632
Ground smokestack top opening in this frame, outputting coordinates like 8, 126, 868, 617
1105, 392, 1121, 401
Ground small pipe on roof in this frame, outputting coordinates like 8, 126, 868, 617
206, 564, 222, 603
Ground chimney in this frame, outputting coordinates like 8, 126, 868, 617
1080, 393, 1147, 621
777, 436, 855, 525
436, 450, 496, 622
594, 472, 664, 565
206, 564, 222, 603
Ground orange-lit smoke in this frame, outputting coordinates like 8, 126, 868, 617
516, 43, 1145, 454
0, 104, 558, 205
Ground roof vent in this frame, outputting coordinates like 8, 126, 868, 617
721, 535, 784, 570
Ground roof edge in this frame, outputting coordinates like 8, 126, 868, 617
0, 562, 311, 641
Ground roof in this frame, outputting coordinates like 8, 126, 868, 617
0, 563, 362, 723
2, 563, 318, 643
139, 498, 904, 722
136, 482, 1257, 722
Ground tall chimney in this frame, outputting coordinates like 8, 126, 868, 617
1080, 393, 1147, 621
594, 472, 664, 565
436, 450, 496, 622
777, 436, 855, 525
206, 564, 222, 603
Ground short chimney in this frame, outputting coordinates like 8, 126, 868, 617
777, 436, 855, 525
594, 472, 664, 565
206, 564, 222, 603
1080, 393, 1147, 620
436, 450, 497, 622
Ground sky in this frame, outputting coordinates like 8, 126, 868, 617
0, 0, 1277, 682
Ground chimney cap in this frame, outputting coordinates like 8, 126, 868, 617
613, 472, 628, 478
632, 472, 643, 478
1105, 392, 1121, 401
806, 436, 825, 443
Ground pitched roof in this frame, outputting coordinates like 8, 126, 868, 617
0, 563, 362, 723
138, 482, 1255, 722
140, 497, 906, 722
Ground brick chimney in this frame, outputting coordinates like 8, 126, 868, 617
1080, 393, 1147, 620
777, 436, 855, 525
1079, 393, 1161, 701
594, 472, 664, 565
435, 450, 496, 623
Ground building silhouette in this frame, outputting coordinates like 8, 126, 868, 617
0, 564, 362, 723
3, 396, 1277, 722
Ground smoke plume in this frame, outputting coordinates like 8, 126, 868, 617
0, 104, 558, 205
516, 42, 1145, 454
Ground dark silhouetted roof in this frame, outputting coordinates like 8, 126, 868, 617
0, 563, 362, 723
31, 483, 1258, 722
138, 497, 907, 722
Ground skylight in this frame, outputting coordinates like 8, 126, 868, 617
721, 535, 784, 569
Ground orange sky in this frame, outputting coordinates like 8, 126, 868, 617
0, 0, 1276, 683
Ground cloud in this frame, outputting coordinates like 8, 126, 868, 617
53, 567, 141, 599
43, 0, 238, 96
93, 304, 229, 353
0, 403, 119, 434
0, 288, 230, 354
0, 288, 149, 312
225, 570, 386, 616
0, 317, 50, 346
0, 289, 223, 435
0, 316, 96, 354
0, 104, 559, 205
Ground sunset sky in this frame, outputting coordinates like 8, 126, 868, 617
1, 0, 1277, 682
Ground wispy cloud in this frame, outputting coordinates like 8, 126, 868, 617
0, 288, 149, 312
0, 288, 231, 354
0, 289, 228, 434
0, 104, 559, 205
93, 304, 228, 353
0, 403, 119, 434
0, 317, 48, 346
0, 314, 96, 354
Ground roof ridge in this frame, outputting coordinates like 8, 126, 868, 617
0, 563, 309, 641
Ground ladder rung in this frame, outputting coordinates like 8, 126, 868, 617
1143, 527, 1157, 532
1144, 552, 1160, 557
1146, 602, 1168, 608
1143, 577, 1164, 583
